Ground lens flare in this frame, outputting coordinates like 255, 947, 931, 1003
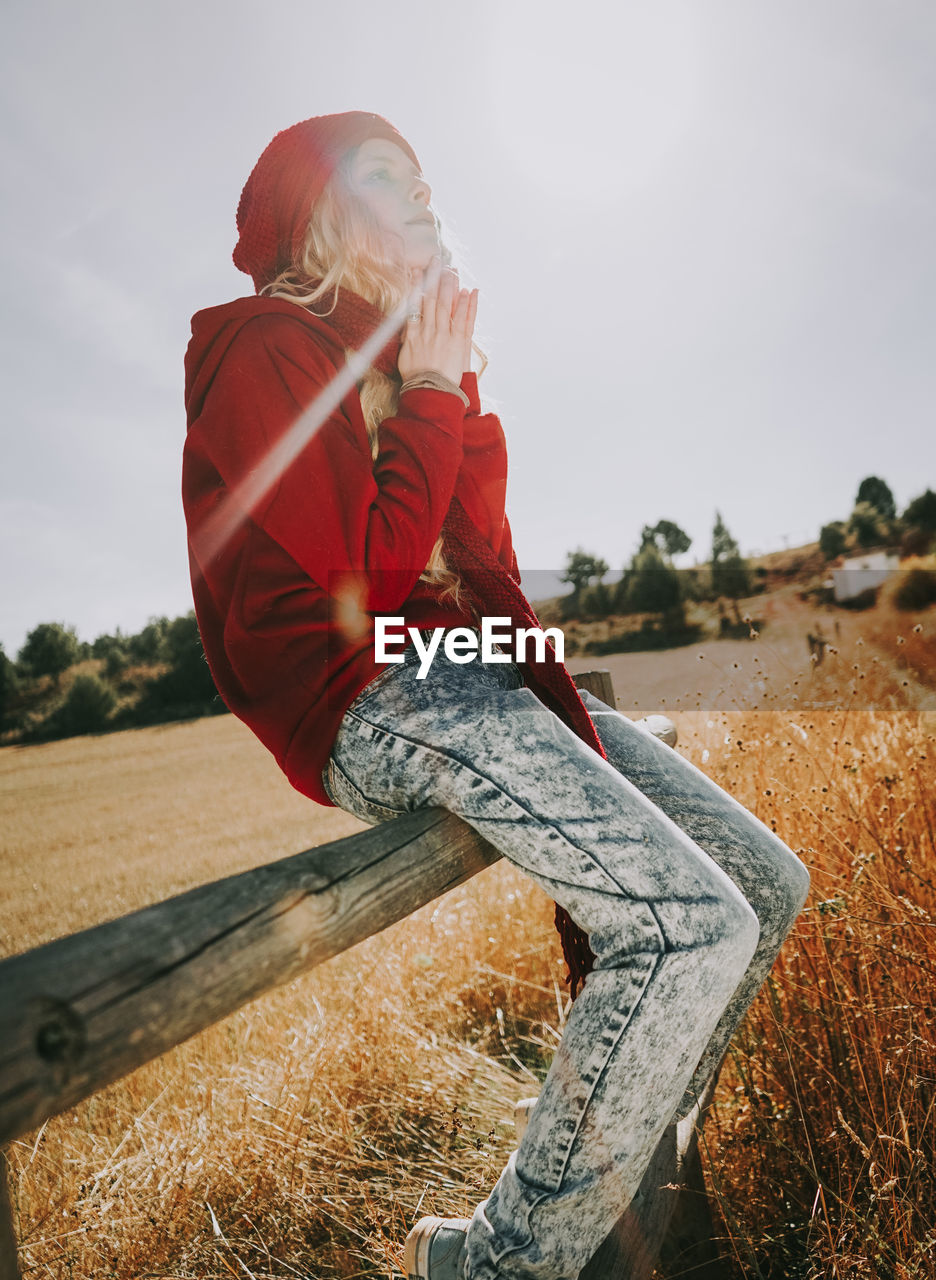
191, 297, 411, 574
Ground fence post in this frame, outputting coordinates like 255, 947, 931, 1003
572, 667, 616, 706
0, 1148, 20, 1280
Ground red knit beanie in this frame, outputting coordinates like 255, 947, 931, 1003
233, 111, 421, 292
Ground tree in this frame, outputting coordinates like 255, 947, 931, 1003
856, 476, 896, 521
627, 541, 682, 616
143, 611, 219, 708
0, 643, 19, 733
819, 521, 848, 560
710, 512, 750, 604
640, 520, 691, 560
128, 616, 170, 663
581, 580, 613, 618
560, 549, 609, 598
92, 630, 127, 664
903, 489, 936, 534
17, 622, 80, 685
50, 673, 116, 737
848, 501, 889, 549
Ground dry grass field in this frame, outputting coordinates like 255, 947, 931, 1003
2, 591, 934, 1278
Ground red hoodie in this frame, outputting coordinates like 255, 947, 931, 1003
182, 296, 514, 806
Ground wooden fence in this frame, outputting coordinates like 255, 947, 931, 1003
0, 672, 722, 1279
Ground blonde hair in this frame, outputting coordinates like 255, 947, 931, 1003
262, 150, 472, 612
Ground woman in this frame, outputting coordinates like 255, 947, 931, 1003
182, 111, 809, 1280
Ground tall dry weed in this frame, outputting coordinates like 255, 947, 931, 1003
670, 610, 936, 1278
673, 705, 936, 1279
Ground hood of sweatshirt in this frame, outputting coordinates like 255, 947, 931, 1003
184, 295, 346, 428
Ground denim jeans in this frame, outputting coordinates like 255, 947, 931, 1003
321, 633, 809, 1280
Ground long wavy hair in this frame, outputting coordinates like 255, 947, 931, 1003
261, 148, 472, 611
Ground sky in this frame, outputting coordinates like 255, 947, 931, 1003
1, 0, 934, 657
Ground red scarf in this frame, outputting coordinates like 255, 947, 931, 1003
318, 284, 600, 999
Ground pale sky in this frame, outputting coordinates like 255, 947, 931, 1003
2, 0, 934, 657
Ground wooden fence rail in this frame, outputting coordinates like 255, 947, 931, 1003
0, 806, 501, 1147
0, 672, 723, 1279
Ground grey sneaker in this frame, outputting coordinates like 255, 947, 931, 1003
404, 1216, 471, 1279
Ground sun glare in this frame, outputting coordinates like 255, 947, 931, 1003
191, 300, 411, 575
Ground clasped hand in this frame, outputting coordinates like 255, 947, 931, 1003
398, 256, 478, 386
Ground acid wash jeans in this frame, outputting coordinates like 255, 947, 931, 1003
321, 633, 810, 1280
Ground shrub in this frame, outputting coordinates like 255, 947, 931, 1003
627, 543, 682, 614
849, 501, 893, 549
612, 571, 633, 613
580, 581, 613, 618
128, 612, 221, 723
900, 526, 933, 559
678, 567, 705, 603
819, 521, 847, 560
892, 565, 936, 612
902, 487, 936, 533
105, 647, 131, 680
710, 512, 750, 600
48, 673, 116, 737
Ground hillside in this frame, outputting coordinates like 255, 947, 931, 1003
4, 542, 933, 745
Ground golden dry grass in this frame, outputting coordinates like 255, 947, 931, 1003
2, 601, 935, 1278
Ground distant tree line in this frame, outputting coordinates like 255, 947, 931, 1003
560, 510, 753, 631
0, 612, 221, 741
4, 476, 934, 742
817, 477, 936, 611
559, 475, 936, 629
819, 477, 936, 561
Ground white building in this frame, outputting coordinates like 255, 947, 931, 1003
831, 550, 900, 602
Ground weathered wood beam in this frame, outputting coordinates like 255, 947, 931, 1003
0, 807, 501, 1147
0, 669, 617, 1149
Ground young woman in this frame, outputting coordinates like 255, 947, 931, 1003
182, 111, 810, 1280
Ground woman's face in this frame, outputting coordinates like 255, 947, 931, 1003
346, 139, 440, 271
